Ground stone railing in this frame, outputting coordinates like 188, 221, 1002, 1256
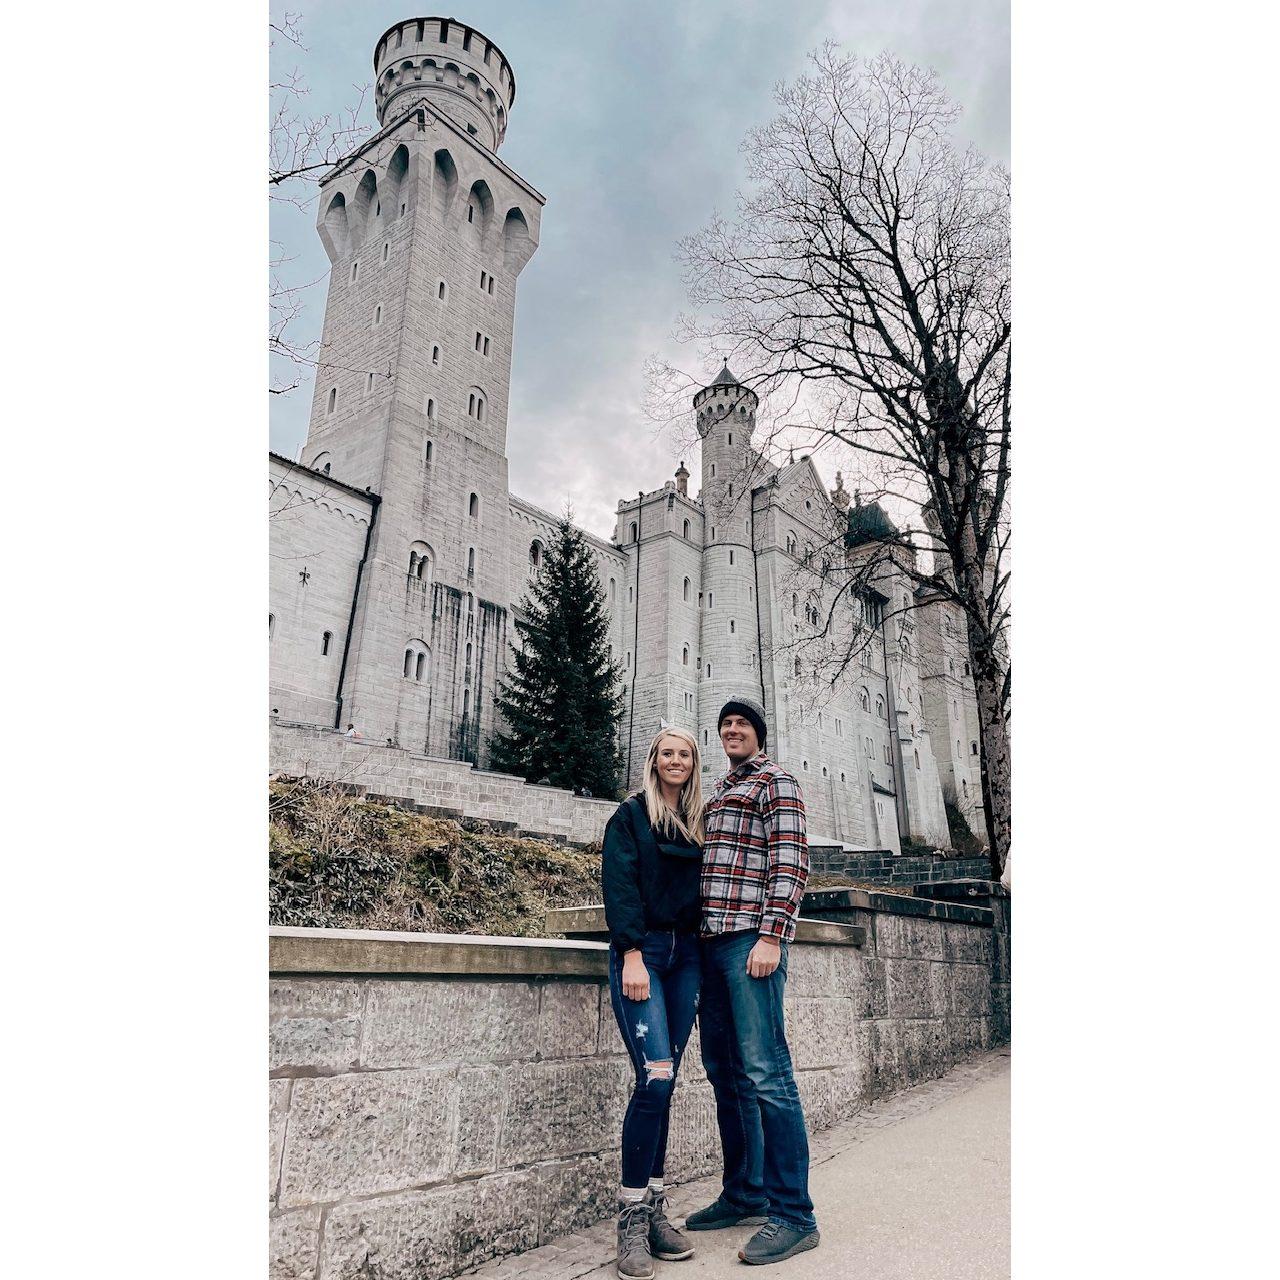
270, 889, 1005, 1280
269, 722, 619, 845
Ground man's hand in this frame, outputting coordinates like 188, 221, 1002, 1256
746, 936, 781, 978
621, 950, 651, 1001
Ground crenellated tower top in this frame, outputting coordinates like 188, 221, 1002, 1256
373, 17, 516, 149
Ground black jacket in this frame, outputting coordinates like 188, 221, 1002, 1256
601, 794, 703, 952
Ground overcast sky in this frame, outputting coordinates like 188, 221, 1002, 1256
270, 0, 1008, 538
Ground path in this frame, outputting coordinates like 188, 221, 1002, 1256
459, 1047, 1010, 1280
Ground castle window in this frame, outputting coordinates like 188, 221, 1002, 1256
682, 645, 689, 666
627, 652, 632, 669
915, 750, 921, 769
704, 729, 709, 747
884, 744, 891, 763
321, 631, 333, 656
729, 619, 736, 634
953, 699, 959, 717
438, 280, 448, 301
488, 275, 495, 294
865, 737, 874, 758
468, 492, 480, 519
840, 771, 847, 783
710, 463, 717, 477
382, 242, 389, 262
467, 124, 477, 136
375, 202, 380, 216
351, 261, 359, 281
483, 336, 490, 355
962, 778, 969, 797
836, 718, 843, 736
794, 657, 802, 676
462, 28, 472, 51
366, 372, 374, 394
710, 526, 716, 539
875, 696, 884, 718
707, 592, 714, 609
792, 594, 798, 616
466, 547, 476, 577
408, 542, 433, 586
728, 549, 735, 565
463, 687, 471, 714
480, 270, 488, 291
403, 641, 430, 682
629, 522, 638, 542
628, 586, 633, 603
269, 613, 275, 639
529, 540, 544, 577
683, 577, 690, 602
822, 765, 828, 778
728, 484, 733, 497
801, 760, 810, 772
609, 578, 616, 603
432, 345, 441, 365
971, 741, 979, 755
467, 204, 474, 223
683, 518, 690, 538
467, 391, 486, 421
728, 433, 733, 445
465, 642, 472, 668
859, 687, 870, 712
751, 652, 757, 667
327, 387, 337, 414
706, 663, 712, 678
964, 661, 971, 675
423, 440, 434, 463
426, 397, 436, 418
373, 304, 382, 326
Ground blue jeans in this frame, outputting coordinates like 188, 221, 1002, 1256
698, 929, 816, 1232
608, 931, 702, 1188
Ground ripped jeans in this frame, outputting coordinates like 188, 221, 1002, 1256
608, 930, 702, 1188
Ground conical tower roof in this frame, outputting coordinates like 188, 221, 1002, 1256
710, 362, 739, 387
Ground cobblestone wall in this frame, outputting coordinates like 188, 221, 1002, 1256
269, 903, 1003, 1280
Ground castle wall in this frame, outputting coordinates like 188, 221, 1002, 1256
269, 457, 376, 727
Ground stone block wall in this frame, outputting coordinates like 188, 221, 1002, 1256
809, 845, 993, 886
270, 899, 1004, 1280
270, 722, 618, 845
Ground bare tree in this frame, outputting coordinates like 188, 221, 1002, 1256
652, 47, 1010, 872
270, 13, 369, 395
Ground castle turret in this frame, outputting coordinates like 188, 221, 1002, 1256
373, 16, 516, 150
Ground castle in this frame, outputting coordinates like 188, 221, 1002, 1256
269, 16, 986, 851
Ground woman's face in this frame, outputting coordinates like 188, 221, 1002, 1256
655, 736, 694, 788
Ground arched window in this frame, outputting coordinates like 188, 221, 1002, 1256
914, 750, 921, 769
729, 619, 736, 634
408, 541, 434, 588
683, 519, 690, 538
703, 729, 709, 747
465, 642, 473, 669
682, 645, 689, 666
609, 577, 616, 603
468, 492, 480, 519
423, 440, 434, 464
431, 345, 441, 365
707, 592, 714, 609
859, 687, 870, 712
683, 577, 690, 602
529, 539, 544, 578
792, 594, 798, 616
962, 778, 969, 797
438, 279, 448, 301
321, 631, 333, 656
710, 463, 717, 477
327, 387, 337, 415
706, 663, 712, 678
875, 696, 884, 718
403, 640, 430, 681
373, 304, 382, 326
462, 688, 471, 716
466, 547, 476, 577
971, 741, 979, 755
312, 451, 332, 475
425, 397, 436, 419
269, 613, 275, 639
822, 765, 828, 778
794, 657, 802, 676
802, 760, 810, 772
728, 549, 735, 565
629, 521, 638, 542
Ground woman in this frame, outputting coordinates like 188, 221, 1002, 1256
602, 728, 705, 1280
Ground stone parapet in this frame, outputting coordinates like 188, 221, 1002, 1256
270, 905, 1006, 1279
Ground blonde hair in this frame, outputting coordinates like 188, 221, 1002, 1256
641, 728, 705, 845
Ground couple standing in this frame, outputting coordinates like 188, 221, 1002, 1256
602, 697, 820, 1275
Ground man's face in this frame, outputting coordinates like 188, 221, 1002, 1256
720, 714, 759, 763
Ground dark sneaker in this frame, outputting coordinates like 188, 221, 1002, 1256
684, 1196, 770, 1231
649, 1192, 694, 1261
738, 1220, 821, 1265
616, 1200, 655, 1279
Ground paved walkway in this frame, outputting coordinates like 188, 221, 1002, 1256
459, 1048, 1010, 1280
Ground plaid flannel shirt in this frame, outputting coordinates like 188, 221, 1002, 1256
700, 752, 809, 943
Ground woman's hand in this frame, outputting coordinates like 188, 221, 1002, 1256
621, 950, 651, 1001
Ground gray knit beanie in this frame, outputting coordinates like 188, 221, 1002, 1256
717, 696, 768, 750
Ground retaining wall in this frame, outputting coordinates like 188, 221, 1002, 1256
270, 722, 619, 845
269, 889, 1005, 1280
808, 845, 993, 885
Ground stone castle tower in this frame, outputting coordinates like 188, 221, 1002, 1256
296, 17, 543, 760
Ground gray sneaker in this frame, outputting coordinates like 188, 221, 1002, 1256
684, 1195, 770, 1231
738, 1220, 821, 1265
616, 1200, 655, 1279
649, 1192, 694, 1261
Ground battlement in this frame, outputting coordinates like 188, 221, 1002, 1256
694, 373, 758, 438
373, 17, 515, 149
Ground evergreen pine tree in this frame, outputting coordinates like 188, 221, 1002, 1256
489, 516, 624, 798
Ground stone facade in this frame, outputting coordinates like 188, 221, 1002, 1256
268, 15, 988, 851
269, 891, 1003, 1280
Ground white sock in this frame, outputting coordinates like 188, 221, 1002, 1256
620, 1185, 647, 1204
648, 1178, 665, 1197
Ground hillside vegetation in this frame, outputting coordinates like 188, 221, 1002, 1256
269, 779, 604, 937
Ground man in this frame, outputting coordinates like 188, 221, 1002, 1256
685, 696, 819, 1265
